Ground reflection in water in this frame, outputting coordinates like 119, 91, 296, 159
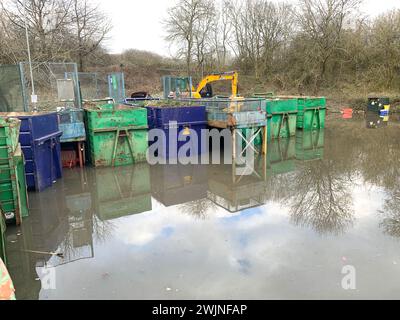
94, 164, 152, 221
359, 122, 400, 238
207, 157, 268, 213
286, 160, 355, 235
381, 195, 400, 238
7, 116, 400, 299
151, 164, 208, 207
283, 130, 355, 235
360, 126, 400, 189
268, 138, 296, 176
179, 199, 218, 220
366, 111, 389, 129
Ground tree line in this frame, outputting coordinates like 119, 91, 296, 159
165, 0, 400, 94
1, 0, 399, 96
0, 0, 111, 71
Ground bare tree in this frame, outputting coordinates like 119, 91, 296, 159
164, 0, 215, 77
212, 0, 232, 72
296, 0, 362, 89
70, 0, 111, 71
227, 0, 293, 79
2, 0, 72, 61
192, 1, 216, 77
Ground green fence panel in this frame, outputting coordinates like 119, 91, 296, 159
0, 65, 26, 112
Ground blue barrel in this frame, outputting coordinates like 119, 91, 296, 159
145, 105, 207, 159
380, 109, 389, 117
9, 113, 62, 192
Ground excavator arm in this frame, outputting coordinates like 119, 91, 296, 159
192, 71, 238, 99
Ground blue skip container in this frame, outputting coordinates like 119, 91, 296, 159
58, 109, 86, 142
3, 112, 63, 192
146, 105, 207, 159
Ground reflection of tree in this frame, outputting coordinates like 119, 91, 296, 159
55, 208, 116, 266
359, 125, 400, 238
360, 127, 400, 189
92, 215, 116, 244
179, 199, 218, 220
285, 160, 355, 235
381, 184, 400, 238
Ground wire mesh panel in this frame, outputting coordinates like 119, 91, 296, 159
179, 98, 267, 129
19, 62, 81, 111
162, 76, 193, 99
0, 65, 26, 112
76, 72, 125, 102
76, 72, 108, 101
108, 73, 125, 102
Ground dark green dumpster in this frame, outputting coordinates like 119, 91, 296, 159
296, 97, 327, 130
265, 99, 298, 139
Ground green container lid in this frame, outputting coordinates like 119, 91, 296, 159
85, 104, 148, 131
265, 99, 298, 114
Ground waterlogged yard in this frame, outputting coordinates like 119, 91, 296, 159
5, 115, 400, 300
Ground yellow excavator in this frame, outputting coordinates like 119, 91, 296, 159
191, 71, 239, 99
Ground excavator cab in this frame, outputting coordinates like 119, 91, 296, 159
199, 83, 213, 98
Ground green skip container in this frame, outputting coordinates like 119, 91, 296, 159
0, 145, 29, 225
296, 97, 327, 131
0, 118, 20, 164
1, 118, 29, 225
85, 104, 149, 167
265, 99, 298, 139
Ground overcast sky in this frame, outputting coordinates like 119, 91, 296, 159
97, 0, 400, 56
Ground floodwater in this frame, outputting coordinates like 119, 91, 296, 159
5, 114, 400, 300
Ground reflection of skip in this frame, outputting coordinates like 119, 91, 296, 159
22, 250, 64, 258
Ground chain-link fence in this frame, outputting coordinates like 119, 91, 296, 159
1, 64, 126, 111
19, 62, 81, 111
